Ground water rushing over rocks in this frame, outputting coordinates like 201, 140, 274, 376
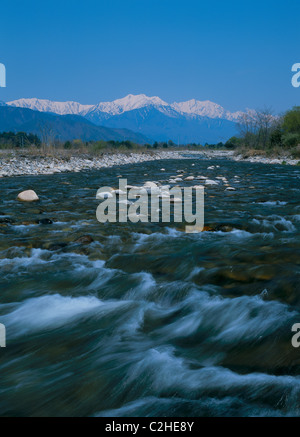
0, 155, 300, 417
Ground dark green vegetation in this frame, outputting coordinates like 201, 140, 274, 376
0, 133, 204, 155
0, 131, 41, 148
225, 106, 300, 159
1, 106, 300, 160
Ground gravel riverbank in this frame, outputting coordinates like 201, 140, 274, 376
0, 151, 184, 177
0, 149, 298, 178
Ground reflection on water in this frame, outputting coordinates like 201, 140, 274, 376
0, 157, 300, 417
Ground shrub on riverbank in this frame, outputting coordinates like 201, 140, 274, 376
0, 134, 208, 157
226, 106, 300, 158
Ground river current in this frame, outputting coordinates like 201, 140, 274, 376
0, 156, 300, 417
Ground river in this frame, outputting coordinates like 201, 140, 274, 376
0, 156, 300, 416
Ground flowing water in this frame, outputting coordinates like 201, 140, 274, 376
0, 156, 300, 417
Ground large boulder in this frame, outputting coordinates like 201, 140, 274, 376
17, 190, 39, 202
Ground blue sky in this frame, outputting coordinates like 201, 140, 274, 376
0, 0, 299, 113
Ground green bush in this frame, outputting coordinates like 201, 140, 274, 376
92, 141, 107, 152
225, 136, 242, 149
270, 129, 282, 147
291, 145, 300, 159
282, 133, 300, 148
282, 106, 300, 134
64, 141, 72, 149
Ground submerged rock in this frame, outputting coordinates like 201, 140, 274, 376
36, 218, 53, 225
46, 242, 68, 251
202, 225, 214, 232
74, 235, 94, 245
0, 217, 14, 224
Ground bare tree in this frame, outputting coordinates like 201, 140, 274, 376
237, 108, 277, 149
237, 109, 259, 147
256, 108, 276, 148
38, 123, 56, 148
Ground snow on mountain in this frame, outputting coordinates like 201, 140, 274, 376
7, 98, 93, 115
91, 94, 169, 115
6, 94, 243, 121
3, 94, 242, 144
171, 99, 243, 121
6, 94, 170, 117
6, 94, 244, 124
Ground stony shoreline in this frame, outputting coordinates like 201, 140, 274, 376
188, 149, 300, 166
180, 149, 300, 166
233, 154, 299, 166
0, 151, 184, 178
0, 149, 298, 178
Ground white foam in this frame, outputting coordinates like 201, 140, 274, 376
252, 215, 296, 232
0, 248, 49, 269
2, 294, 103, 336
125, 346, 300, 400
256, 201, 287, 206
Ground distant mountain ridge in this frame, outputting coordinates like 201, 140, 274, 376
98, 106, 237, 144
0, 106, 149, 143
7, 94, 243, 120
6, 98, 93, 115
5, 94, 244, 143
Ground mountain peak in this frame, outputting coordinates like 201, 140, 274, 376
94, 94, 169, 115
7, 98, 93, 115
171, 99, 242, 121
5, 94, 244, 122
3, 94, 243, 144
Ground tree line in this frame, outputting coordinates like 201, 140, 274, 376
2, 107, 300, 155
0, 131, 41, 148
0, 135, 192, 151
226, 106, 300, 156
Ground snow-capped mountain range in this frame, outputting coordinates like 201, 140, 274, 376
6, 98, 94, 115
3, 94, 243, 143
6, 94, 243, 121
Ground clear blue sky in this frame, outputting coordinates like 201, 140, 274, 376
1, 0, 299, 113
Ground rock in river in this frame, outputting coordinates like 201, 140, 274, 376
17, 190, 39, 202
74, 235, 94, 245
36, 218, 53, 225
